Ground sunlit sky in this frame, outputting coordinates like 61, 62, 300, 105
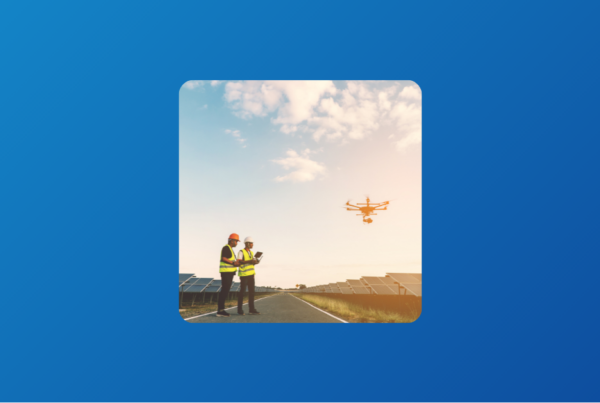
180, 80, 421, 289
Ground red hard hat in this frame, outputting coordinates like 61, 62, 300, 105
228, 233, 241, 241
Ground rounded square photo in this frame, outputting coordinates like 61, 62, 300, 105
179, 80, 421, 323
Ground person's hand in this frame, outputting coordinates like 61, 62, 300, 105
253, 259, 259, 264
234, 261, 240, 267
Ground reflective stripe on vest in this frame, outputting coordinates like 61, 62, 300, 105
219, 245, 237, 273
238, 249, 255, 277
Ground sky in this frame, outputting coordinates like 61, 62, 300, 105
180, 80, 421, 289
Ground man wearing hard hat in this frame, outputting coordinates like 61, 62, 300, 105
216, 233, 242, 317
236, 236, 261, 315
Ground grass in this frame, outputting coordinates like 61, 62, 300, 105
294, 293, 420, 323
179, 292, 280, 319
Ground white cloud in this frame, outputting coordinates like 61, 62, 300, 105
224, 81, 285, 119
211, 80, 223, 86
394, 130, 421, 151
225, 129, 247, 147
378, 92, 392, 111
223, 81, 421, 151
182, 80, 204, 90
398, 84, 421, 101
280, 124, 298, 134
224, 81, 335, 123
272, 149, 326, 182
271, 81, 337, 125
389, 100, 421, 151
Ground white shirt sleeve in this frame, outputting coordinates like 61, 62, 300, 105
237, 250, 245, 260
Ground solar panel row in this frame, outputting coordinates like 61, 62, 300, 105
296, 273, 421, 296
179, 273, 195, 286
179, 276, 277, 294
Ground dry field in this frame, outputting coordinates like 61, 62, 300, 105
294, 293, 420, 323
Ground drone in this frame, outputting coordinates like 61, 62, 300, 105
345, 197, 390, 224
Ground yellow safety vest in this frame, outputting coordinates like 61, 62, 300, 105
238, 249, 255, 277
219, 245, 237, 273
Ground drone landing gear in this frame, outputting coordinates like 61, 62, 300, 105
363, 217, 373, 224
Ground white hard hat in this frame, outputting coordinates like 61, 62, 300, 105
244, 236, 254, 243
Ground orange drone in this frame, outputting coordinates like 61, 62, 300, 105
345, 197, 390, 224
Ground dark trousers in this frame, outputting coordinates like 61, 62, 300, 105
218, 272, 235, 311
238, 274, 255, 311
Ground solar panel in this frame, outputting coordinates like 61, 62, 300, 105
184, 284, 208, 293
386, 273, 421, 284
351, 286, 371, 294
179, 273, 195, 286
204, 286, 221, 293
379, 277, 396, 285
386, 283, 406, 294
195, 278, 214, 286
346, 280, 362, 287
211, 280, 222, 286
336, 282, 349, 287
182, 277, 200, 289
182, 278, 204, 291
403, 283, 422, 297
340, 288, 354, 294
370, 284, 397, 295
409, 273, 421, 281
361, 276, 385, 285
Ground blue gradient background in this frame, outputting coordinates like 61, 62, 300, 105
1, 1, 599, 401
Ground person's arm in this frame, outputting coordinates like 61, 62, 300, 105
222, 256, 239, 266
238, 250, 259, 265
221, 247, 240, 266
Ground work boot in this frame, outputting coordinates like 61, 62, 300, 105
237, 309, 245, 315
216, 310, 230, 317
249, 309, 260, 315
